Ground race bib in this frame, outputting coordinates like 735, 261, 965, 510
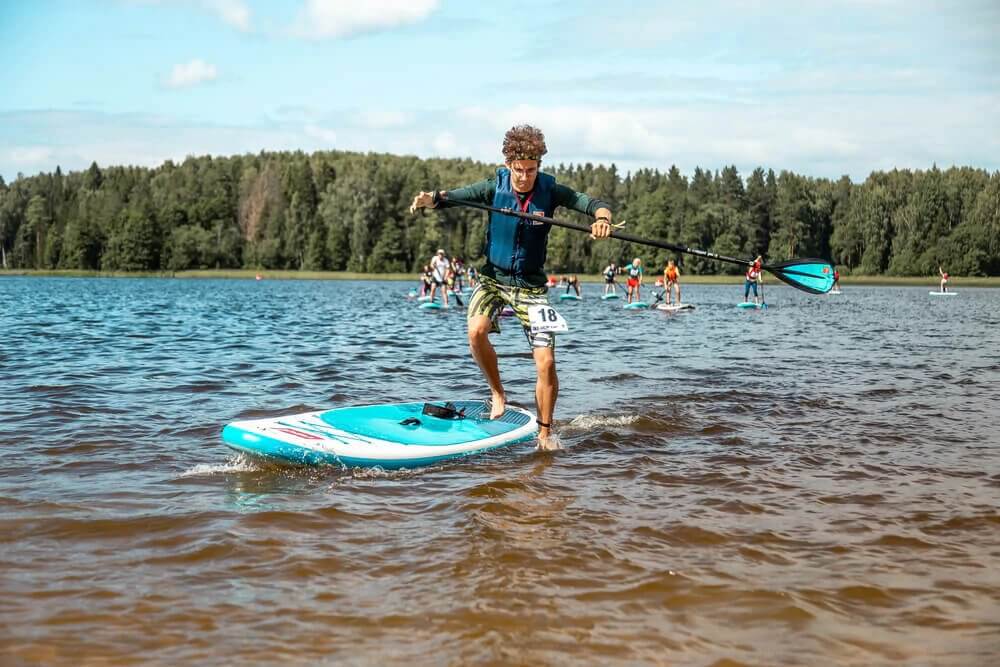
528, 305, 569, 334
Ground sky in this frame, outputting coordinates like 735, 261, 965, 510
1, 0, 998, 183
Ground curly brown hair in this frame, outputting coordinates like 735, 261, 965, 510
502, 124, 548, 162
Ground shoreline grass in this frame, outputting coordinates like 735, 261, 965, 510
2, 268, 998, 287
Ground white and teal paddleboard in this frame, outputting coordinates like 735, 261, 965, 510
417, 295, 433, 303
929, 291, 957, 296
623, 302, 649, 310
419, 301, 444, 310
559, 293, 581, 301
657, 303, 695, 312
737, 302, 766, 309
222, 401, 538, 468
601, 293, 620, 300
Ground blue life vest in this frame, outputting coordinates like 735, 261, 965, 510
486, 168, 556, 276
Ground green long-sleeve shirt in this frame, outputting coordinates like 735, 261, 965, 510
440, 176, 610, 288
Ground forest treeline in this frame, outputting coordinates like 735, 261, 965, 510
1, 150, 998, 276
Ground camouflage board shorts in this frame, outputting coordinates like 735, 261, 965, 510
467, 276, 554, 349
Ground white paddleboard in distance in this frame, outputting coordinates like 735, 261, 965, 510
222, 401, 538, 469
929, 291, 957, 296
601, 293, 620, 300
657, 303, 695, 312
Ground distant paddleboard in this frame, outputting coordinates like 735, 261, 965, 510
737, 302, 766, 309
828, 290, 842, 295
929, 291, 957, 296
222, 401, 537, 468
419, 302, 444, 310
559, 293, 581, 301
623, 302, 649, 310
417, 295, 433, 303
601, 293, 620, 300
657, 303, 695, 312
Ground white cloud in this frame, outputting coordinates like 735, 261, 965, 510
131, 0, 251, 31
5, 146, 55, 165
290, 0, 439, 39
204, 0, 250, 31
2, 93, 998, 183
358, 110, 412, 129
304, 124, 338, 144
432, 132, 458, 155
0, 111, 305, 179
165, 59, 218, 89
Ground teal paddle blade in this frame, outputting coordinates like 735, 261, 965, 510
765, 258, 835, 294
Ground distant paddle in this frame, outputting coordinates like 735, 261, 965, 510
440, 198, 836, 295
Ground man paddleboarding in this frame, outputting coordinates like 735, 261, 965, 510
409, 124, 612, 449
565, 275, 581, 297
430, 249, 451, 308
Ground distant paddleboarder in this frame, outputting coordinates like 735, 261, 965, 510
602, 262, 619, 296
409, 124, 613, 449
625, 258, 644, 304
565, 275, 581, 297
938, 266, 950, 293
430, 249, 451, 308
419, 264, 433, 297
745, 256, 763, 305
832, 269, 841, 292
662, 259, 681, 305
451, 257, 464, 291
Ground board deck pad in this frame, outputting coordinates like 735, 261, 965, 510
222, 401, 537, 468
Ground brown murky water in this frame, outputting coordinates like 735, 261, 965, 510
2, 277, 999, 666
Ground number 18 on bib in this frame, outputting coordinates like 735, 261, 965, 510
528, 305, 569, 334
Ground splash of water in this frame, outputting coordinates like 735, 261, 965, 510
562, 414, 640, 432
179, 455, 260, 477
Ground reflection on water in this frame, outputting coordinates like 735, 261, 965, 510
1, 276, 999, 666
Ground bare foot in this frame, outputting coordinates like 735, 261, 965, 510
536, 431, 562, 451
489, 391, 506, 419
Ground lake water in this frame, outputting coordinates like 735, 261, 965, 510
2, 276, 999, 666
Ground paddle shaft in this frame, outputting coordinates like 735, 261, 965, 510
442, 198, 755, 270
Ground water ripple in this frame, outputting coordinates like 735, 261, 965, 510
0, 277, 999, 665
